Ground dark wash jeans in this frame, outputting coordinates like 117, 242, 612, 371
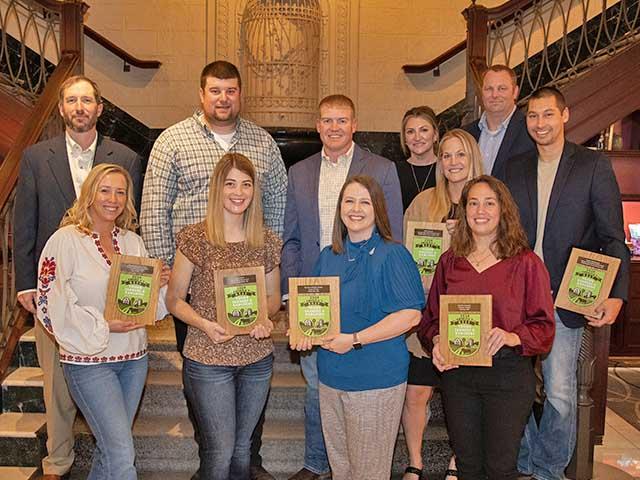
183, 354, 273, 480
441, 348, 535, 480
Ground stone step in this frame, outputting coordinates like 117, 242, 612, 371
70, 414, 451, 476
0, 413, 46, 467
2, 365, 446, 423
14, 328, 37, 369
0, 466, 38, 480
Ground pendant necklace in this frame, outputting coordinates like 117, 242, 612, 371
410, 161, 435, 193
470, 248, 493, 267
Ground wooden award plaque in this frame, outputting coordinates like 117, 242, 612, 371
405, 221, 451, 290
215, 266, 269, 335
439, 294, 492, 367
555, 248, 621, 317
288, 277, 341, 346
104, 255, 162, 326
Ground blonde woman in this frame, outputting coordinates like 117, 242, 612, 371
166, 153, 282, 480
402, 129, 483, 480
36, 163, 169, 480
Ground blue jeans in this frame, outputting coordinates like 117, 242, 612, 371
183, 354, 273, 480
518, 312, 583, 480
62, 357, 148, 480
300, 350, 330, 475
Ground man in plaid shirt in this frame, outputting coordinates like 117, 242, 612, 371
140, 60, 286, 480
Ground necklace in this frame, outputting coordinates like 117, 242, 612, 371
347, 238, 370, 262
410, 161, 435, 193
469, 248, 494, 267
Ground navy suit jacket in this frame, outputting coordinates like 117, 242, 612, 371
281, 144, 403, 293
14, 134, 142, 292
505, 141, 630, 328
464, 107, 535, 180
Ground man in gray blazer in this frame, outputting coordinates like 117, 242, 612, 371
282, 94, 402, 480
14, 75, 141, 480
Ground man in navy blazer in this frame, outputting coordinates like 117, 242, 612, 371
505, 87, 629, 480
463, 64, 535, 180
281, 94, 402, 480
14, 76, 141, 480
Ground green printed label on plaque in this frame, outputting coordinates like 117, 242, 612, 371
567, 256, 607, 307
116, 263, 153, 316
411, 228, 443, 276
297, 285, 331, 337
447, 303, 481, 357
223, 274, 259, 327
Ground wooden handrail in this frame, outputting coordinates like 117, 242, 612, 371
486, 0, 536, 19
402, 40, 466, 74
0, 53, 79, 207
85, 26, 162, 70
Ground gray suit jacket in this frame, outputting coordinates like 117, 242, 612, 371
281, 144, 403, 293
14, 134, 142, 292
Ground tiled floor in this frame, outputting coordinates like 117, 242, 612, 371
594, 408, 640, 479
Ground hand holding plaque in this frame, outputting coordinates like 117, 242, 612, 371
288, 277, 340, 347
214, 266, 270, 336
104, 255, 162, 326
555, 248, 621, 318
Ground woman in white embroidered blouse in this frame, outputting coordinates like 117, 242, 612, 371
36, 163, 169, 480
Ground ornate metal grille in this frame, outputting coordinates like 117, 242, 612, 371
240, 0, 322, 128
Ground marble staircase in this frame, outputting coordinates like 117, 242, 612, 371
0, 318, 452, 479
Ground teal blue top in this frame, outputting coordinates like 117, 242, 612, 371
313, 230, 425, 391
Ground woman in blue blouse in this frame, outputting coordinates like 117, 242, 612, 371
294, 175, 425, 480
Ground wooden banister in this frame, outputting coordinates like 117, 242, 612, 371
402, 40, 466, 75
85, 26, 162, 70
0, 53, 79, 207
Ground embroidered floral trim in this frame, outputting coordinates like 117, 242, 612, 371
37, 257, 56, 333
60, 348, 147, 364
91, 227, 121, 266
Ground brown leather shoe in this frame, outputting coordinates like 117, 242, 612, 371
250, 465, 276, 480
288, 467, 332, 480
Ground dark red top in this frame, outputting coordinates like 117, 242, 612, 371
418, 249, 555, 356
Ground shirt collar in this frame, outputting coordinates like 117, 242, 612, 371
194, 110, 239, 139
478, 105, 517, 135
65, 131, 98, 156
321, 142, 355, 166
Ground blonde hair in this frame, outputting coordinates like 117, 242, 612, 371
60, 163, 137, 234
400, 105, 439, 158
427, 129, 484, 222
204, 153, 264, 249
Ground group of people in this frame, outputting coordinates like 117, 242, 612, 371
14, 59, 629, 480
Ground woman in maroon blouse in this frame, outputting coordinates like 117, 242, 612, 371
418, 175, 555, 480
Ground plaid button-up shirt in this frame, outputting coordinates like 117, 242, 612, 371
140, 112, 287, 264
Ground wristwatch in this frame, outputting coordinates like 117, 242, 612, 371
352, 332, 363, 350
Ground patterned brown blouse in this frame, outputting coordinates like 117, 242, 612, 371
176, 222, 282, 366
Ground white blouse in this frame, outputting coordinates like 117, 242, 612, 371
36, 225, 168, 365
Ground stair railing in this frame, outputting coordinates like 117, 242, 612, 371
0, 0, 84, 380
464, 0, 640, 120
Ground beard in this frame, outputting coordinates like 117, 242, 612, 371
63, 113, 98, 133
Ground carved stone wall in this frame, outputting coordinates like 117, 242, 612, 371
207, 0, 360, 128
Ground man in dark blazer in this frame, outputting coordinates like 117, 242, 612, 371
281, 94, 402, 480
463, 64, 535, 180
505, 87, 629, 480
14, 75, 141, 480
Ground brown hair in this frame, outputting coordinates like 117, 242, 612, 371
427, 129, 484, 222
482, 64, 518, 88
60, 163, 137, 234
450, 175, 529, 259
58, 75, 102, 105
200, 60, 242, 90
400, 105, 439, 157
528, 86, 566, 111
318, 94, 356, 118
331, 175, 393, 254
204, 153, 264, 249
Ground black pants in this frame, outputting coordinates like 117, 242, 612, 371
441, 348, 535, 480
174, 316, 267, 469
